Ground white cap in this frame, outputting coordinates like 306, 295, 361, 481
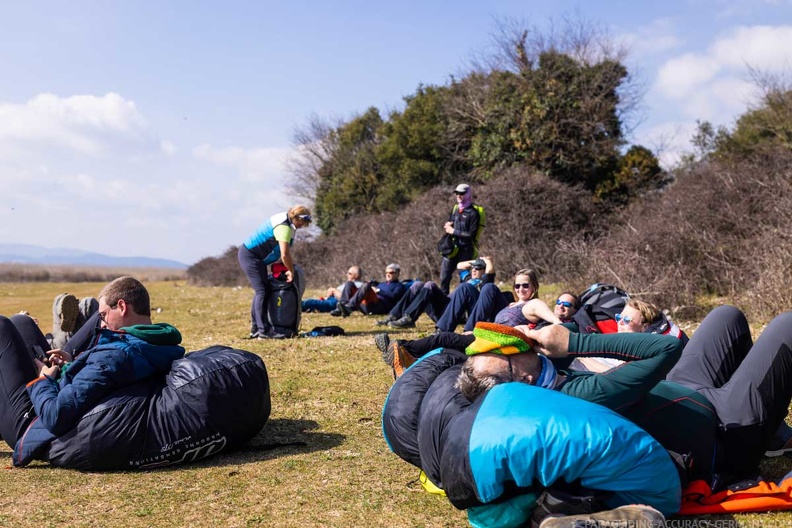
454, 183, 470, 193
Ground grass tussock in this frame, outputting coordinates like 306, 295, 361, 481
0, 281, 790, 527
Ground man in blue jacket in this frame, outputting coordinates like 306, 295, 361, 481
331, 263, 407, 317
0, 276, 185, 466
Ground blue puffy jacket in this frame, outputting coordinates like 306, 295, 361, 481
15, 324, 185, 466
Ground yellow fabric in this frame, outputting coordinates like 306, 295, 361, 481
419, 470, 447, 496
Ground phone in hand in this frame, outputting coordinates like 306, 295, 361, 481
32, 345, 49, 364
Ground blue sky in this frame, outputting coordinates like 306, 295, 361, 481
1, 0, 791, 265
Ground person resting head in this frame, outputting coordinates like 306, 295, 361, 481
456, 322, 562, 401
553, 292, 579, 323
617, 299, 661, 333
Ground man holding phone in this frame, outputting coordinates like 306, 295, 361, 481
0, 276, 185, 466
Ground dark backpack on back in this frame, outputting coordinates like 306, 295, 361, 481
268, 277, 301, 338
572, 283, 630, 334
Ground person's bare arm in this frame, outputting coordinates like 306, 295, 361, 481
481, 256, 494, 273
521, 298, 562, 325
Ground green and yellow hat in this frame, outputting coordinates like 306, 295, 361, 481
465, 322, 535, 356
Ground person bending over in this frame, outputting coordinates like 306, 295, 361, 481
238, 205, 312, 339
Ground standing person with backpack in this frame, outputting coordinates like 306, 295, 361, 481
238, 205, 312, 339
438, 183, 484, 295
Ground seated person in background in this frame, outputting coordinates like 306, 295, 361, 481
0, 276, 185, 466
382, 257, 495, 329
331, 263, 407, 317
302, 265, 363, 313
436, 268, 560, 333
553, 291, 579, 323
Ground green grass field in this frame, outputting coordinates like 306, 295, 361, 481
0, 281, 789, 527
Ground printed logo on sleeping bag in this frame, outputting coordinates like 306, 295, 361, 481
130, 433, 228, 469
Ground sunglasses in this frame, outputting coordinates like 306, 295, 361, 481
514, 283, 533, 290
556, 300, 573, 308
296, 214, 312, 222
615, 313, 634, 324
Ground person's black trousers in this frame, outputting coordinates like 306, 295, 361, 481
668, 305, 792, 476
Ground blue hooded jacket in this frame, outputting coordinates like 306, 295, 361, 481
14, 324, 184, 466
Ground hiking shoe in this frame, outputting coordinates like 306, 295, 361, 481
538, 505, 664, 528
376, 315, 396, 326
374, 333, 391, 361
766, 423, 792, 457
388, 315, 416, 329
330, 304, 350, 317
51, 293, 79, 349
53, 293, 79, 332
76, 297, 99, 329
257, 331, 287, 340
389, 341, 415, 380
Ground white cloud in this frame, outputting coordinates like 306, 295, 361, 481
655, 53, 721, 99
710, 25, 792, 71
0, 93, 150, 156
192, 144, 292, 184
621, 17, 684, 58
642, 23, 792, 161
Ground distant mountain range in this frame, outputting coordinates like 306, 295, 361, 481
0, 243, 187, 269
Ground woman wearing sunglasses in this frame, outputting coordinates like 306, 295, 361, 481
458, 268, 561, 332
615, 299, 688, 344
238, 205, 312, 339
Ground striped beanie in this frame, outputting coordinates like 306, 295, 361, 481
465, 322, 535, 356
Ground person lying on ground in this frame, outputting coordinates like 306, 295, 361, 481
381, 323, 682, 528
617, 298, 688, 343
301, 265, 363, 313
0, 276, 185, 466
570, 297, 690, 373
382, 257, 496, 329
331, 263, 407, 317
553, 291, 579, 323
376, 291, 580, 376
436, 268, 561, 333
458, 310, 792, 489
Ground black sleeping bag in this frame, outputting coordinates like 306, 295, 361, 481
46, 345, 270, 470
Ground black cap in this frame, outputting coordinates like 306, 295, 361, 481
471, 258, 486, 270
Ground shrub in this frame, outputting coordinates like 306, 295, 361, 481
557, 146, 792, 319
187, 246, 246, 287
